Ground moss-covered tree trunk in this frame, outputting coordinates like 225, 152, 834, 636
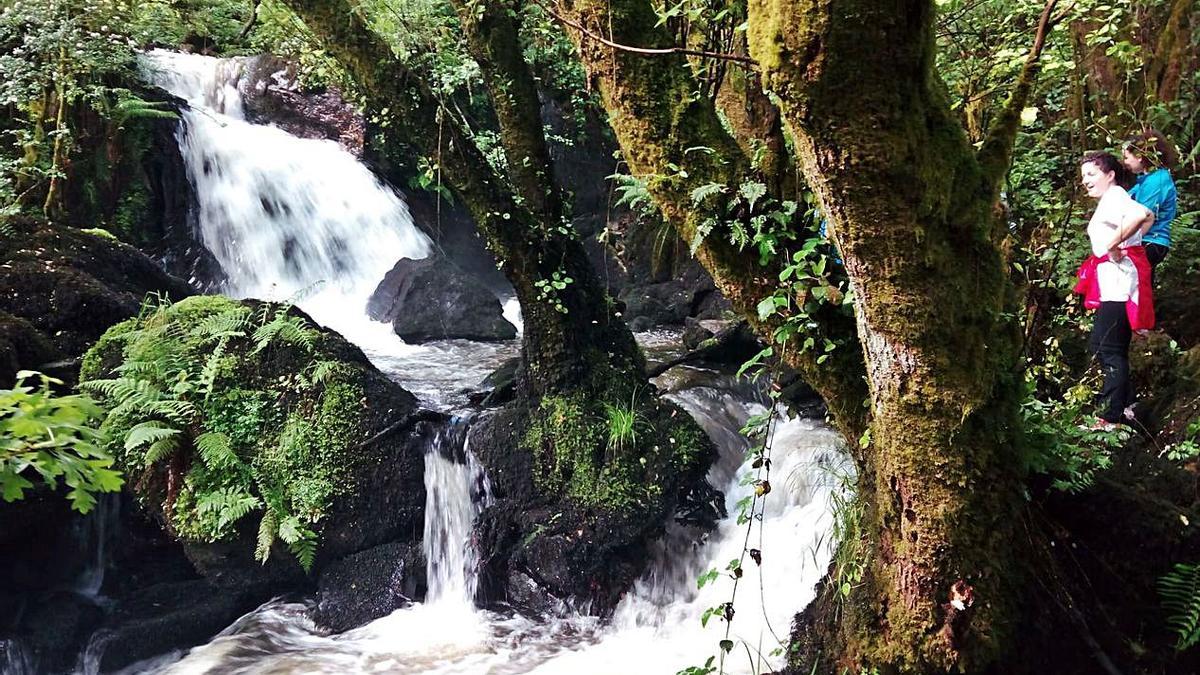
747, 1, 1029, 668
558, 0, 1050, 669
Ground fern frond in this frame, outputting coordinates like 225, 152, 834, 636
146, 399, 197, 426
197, 487, 261, 530
278, 514, 304, 544
255, 510, 278, 563
278, 518, 318, 572
200, 340, 227, 400
307, 360, 338, 386
143, 436, 179, 466
251, 314, 317, 355
290, 535, 317, 573
1160, 562, 1200, 650
195, 431, 236, 469
124, 421, 179, 451
192, 307, 250, 343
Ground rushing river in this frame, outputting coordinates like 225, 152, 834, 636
75, 51, 848, 675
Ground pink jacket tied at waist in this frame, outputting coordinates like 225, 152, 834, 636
1073, 244, 1155, 331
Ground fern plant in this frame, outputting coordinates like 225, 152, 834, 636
1160, 562, 1200, 651
81, 295, 344, 572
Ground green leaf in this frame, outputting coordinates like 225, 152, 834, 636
756, 297, 777, 321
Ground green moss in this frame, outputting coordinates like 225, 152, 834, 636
111, 178, 151, 244
79, 227, 118, 241
521, 384, 710, 511
79, 318, 138, 381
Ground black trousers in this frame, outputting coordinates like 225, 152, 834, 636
1146, 242, 1169, 268
1089, 301, 1132, 423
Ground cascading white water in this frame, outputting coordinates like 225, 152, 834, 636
424, 422, 491, 607
139, 50, 432, 342
139, 371, 845, 675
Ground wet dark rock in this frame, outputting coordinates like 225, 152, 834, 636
468, 401, 720, 615
12, 591, 104, 674
367, 256, 516, 343
314, 542, 426, 632
89, 580, 269, 673
470, 357, 520, 408
0, 219, 193, 380
615, 233, 727, 331
0, 311, 59, 387
239, 56, 365, 155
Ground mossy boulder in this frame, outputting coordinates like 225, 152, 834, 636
0, 218, 193, 379
469, 383, 722, 613
80, 295, 431, 587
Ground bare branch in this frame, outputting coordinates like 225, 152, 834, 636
541, 2, 759, 68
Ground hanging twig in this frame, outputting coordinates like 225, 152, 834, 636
539, 2, 759, 69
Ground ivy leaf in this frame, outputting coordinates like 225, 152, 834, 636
697, 567, 720, 589
756, 297, 777, 321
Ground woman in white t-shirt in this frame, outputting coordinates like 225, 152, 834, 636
1074, 151, 1154, 430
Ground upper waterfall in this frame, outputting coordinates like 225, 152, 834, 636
139, 50, 431, 330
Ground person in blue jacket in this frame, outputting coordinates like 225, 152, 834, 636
1122, 128, 1178, 272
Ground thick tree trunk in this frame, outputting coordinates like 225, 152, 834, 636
745, 1, 1027, 670
558, 0, 870, 442
449, 0, 564, 225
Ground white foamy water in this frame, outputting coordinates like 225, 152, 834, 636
136, 374, 845, 675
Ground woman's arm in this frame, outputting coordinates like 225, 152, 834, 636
1106, 202, 1154, 258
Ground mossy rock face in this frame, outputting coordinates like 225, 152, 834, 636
0, 218, 193, 376
1156, 226, 1200, 349
470, 382, 721, 613
81, 295, 429, 587
0, 310, 60, 387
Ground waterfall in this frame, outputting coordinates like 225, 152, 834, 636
423, 420, 491, 607
139, 50, 431, 340
72, 494, 119, 598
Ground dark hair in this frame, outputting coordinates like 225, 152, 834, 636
1080, 150, 1134, 190
1124, 127, 1179, 170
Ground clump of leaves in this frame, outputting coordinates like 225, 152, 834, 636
1, 371, 121, 513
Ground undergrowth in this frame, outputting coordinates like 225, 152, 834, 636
80, 294, 355, 571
